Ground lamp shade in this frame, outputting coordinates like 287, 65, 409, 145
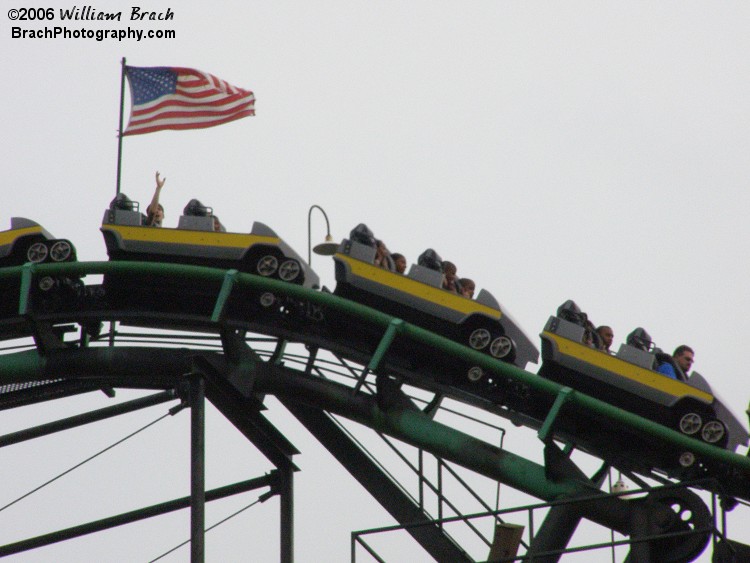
313, 234, 339, 256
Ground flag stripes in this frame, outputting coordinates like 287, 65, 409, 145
123, 66, 255, 136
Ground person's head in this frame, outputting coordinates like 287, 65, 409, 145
212, 215, 223, 232
442, 261, 457, 280
673, 345, 695, 373
596, 325, 614, 350
391, 253, 407, 274
147, 204, 164, 227
459, 278, 475, 298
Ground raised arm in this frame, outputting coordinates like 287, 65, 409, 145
146, 171, 166, 226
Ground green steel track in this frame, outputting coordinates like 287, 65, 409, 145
1, 260, 749, 561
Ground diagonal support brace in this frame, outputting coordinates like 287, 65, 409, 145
211, 269, 239, 322
538, 386, 575, 443
18, 262, 35, 315
353, 318, 404, 395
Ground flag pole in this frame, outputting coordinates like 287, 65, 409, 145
115, 57, 127, 196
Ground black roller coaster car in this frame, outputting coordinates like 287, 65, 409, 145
539, 300, 749, 461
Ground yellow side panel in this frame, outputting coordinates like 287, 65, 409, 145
104, 225, 280, 249
0, 226, 44, 246
544, 331, 713, 403
339, 254, 501, 319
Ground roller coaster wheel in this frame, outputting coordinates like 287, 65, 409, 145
38, 276, 55, 291
468, 328, 491, 350
257, 255, 279, 277
50, 240, 73, 262
645, 487, 711, 562
701, 420, 726, 445
467, 366, 484, 382
278, 259, 301, 282
260, 292, 276, 307
678, 412, 702, 435
27, 242, 48, 263
489, 335, 514, 360
678, 452, 696, 467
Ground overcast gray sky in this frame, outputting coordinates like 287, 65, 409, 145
2, 2, 750, 561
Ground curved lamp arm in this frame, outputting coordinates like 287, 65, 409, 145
307, 204, 333, 264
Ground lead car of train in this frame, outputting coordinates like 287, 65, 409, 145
538, 300, 749, 459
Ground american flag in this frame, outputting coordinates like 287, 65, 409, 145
123, 66, 255, 136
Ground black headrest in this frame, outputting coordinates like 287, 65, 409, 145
350, 223, 376, 247
627, 327, 653, 351
183, 199, 212, 217
418, 248, 443, 272
110, 193, 137, 212
557, 300, 587, 325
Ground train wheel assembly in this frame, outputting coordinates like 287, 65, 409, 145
38, 276, 55, 291
50, 240, 73, 262
467, 366, 484, 382
468, 328, 491, 350
257, 255, 279, 277
701, 420, 726, 445
278, 259, 301, 282
678, 412, 702, 435
678, 451, 695, 467
26, 242, 48, 263
489, 336, 514, 360
260, 292, 276, 307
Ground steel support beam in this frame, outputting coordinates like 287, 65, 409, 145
0, 390, 176, 448
282, 400, 472, 563
190, 373, 206, 563
0, 475, 278, 557
255, 365, 678, 538
196, 348, 299, 472
0, 346, 685, 537
279, 465, 294, 563
526, 459, 610, 562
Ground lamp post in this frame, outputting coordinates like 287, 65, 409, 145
307, 204, 338, 265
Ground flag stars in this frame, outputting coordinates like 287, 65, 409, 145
126, 67, 178, 104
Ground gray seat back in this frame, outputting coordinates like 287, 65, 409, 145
407, 264, 443, 288
103, 209, 142, 226
178, 215, 215, 231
